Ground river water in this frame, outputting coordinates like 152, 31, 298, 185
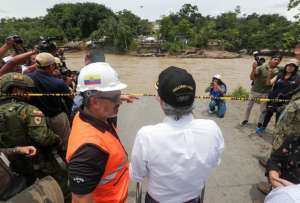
65, 51, 259, 95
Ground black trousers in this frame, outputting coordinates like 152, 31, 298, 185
262, 103, 282, 128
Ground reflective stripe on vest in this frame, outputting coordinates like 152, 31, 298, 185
99, 157, 127, 185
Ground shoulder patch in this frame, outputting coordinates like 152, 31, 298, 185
34, 117, 42, 125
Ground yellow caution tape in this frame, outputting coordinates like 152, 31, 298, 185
2, 93, 290, 103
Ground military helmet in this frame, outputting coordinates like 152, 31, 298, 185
0, 72, 34, 94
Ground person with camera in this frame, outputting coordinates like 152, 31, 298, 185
241, 54, 282, 128
27, 52, 73, 151
0, 35, 25, 59
256, 59, 300, 134
0, 36, 38, 76
205, 74, 227, 118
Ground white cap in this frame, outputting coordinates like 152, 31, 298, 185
213, 74, 222, 80
76, 62, 127, 92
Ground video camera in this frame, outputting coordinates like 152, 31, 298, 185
253, 51, 266, 66
6, 35, 27, 55
6, 35, 23, 44
37, 36, 64, 54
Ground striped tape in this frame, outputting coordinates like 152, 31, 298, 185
1, 93, 290, 103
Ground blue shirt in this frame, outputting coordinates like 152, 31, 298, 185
27, 70, 72, 117
209, 84, 226, 98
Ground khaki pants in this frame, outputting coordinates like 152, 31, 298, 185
47, 112, 70, 151
243, 90, 268, 124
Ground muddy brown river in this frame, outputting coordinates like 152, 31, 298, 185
65, 51, 259, 95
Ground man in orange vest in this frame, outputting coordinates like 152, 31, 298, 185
66, 62, 129, 203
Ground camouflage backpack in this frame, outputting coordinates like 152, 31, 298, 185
0, 100, 29, 148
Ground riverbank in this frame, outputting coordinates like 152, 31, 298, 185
63, 42, 242, 59
131, 49, 242, 59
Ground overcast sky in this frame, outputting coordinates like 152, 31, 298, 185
0, 0, 297, 21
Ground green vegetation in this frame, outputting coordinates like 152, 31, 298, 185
158, 4, 300, 53
229, 86, 250, 98
0, 3, 152, 52
0, 2, 299, 53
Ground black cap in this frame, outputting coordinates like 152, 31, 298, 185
271, 53, 282, 60
156, 66, 196, 107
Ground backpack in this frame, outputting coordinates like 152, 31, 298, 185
0, 100, 27, 148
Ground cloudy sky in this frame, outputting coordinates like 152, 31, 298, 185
0, 0, 297, 21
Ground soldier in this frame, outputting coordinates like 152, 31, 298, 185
0, 72, 70, 200
272, 88, 300, 151
256, 88, 300, 196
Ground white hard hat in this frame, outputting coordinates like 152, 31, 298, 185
76, 62, 127, 92
213, 74, 222, 80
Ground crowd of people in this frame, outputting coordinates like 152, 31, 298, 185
0, 34, 299, 203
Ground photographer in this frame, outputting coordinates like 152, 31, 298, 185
205, 74, 227, 118
27, 53, 73, 150
256, 59, 300, 134
241, 54, 282, 128
0, 36, 38, 76
0, 49, 38, 76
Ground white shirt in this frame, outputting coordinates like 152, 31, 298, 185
264, 184, 300, 203
130, 114, 224, 203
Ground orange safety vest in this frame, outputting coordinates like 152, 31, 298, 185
66, 113, 129, 203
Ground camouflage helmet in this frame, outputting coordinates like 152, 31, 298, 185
0, 72, 34, 94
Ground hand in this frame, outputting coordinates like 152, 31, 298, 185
5, 36, 15, 47
212, 81, 219, 89
252, 62, 258, 69
269, 170, 283, 188
32, 47, 39, 54
121, 94, 139, 103
272, 177, 294, 187
16, 146, 37, 157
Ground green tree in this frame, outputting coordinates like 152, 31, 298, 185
44, 3, 114, 40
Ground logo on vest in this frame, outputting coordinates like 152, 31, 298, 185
73, 177, 85, 184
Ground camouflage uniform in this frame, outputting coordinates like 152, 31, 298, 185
272, 90, 300, 151
0, 73, 70, 201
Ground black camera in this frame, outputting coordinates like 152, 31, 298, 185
6, 35, 23, 44
253, 51, 266, 66
37, 36, 64, 54
60, 66, 72, 76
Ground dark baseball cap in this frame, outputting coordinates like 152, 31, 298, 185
271, 53, 282, 60
156, 66, 196, 107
